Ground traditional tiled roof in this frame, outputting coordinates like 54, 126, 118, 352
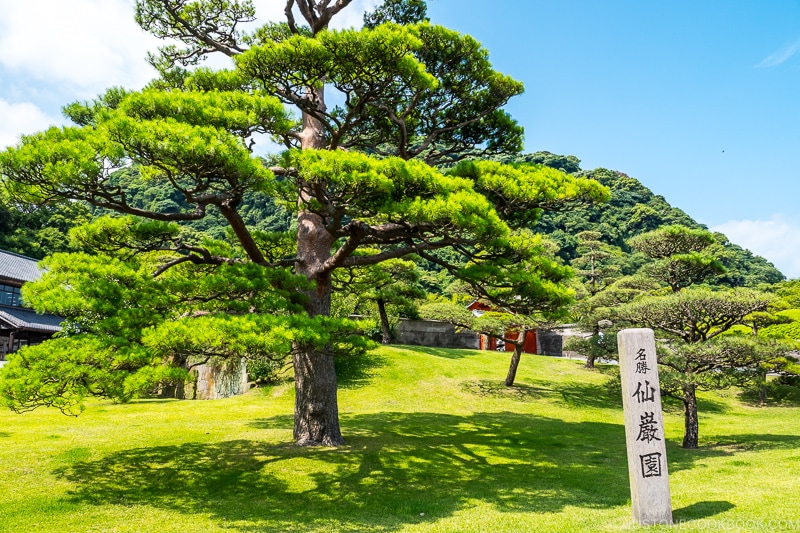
0, 250, 43, 283
0, 306, 63, 333
0, 249, 61, 334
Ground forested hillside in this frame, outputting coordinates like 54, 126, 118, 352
0, 151, 783, 290
87, 166, 294, 239
512, 152, 784, 287
0, 201, 89, 259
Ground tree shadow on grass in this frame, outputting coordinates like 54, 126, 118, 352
658, 394, 731, 416
251, 413, 294, 430
128, 398, 182, 405
664, 440, 732, 473
673, 500, 735, 521
335, 350, 388, 389
55, 412, 637, 532
546, 379, 623, 409
595, 364, 620, 376
54, 410, 791, 532
666, 431, 800, 476
458, 375, 623, 409
459, 379, 547, 401
392, 345, 478, 359
705, 433, 800, 451
737, 383, 800, 408
0, 431, 10, 438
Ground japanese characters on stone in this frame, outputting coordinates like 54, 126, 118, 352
630, 346, 664, 476
618, 328, 672, 525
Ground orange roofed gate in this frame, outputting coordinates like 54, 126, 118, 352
467, 300, 539, 354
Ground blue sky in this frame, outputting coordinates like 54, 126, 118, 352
1, 0, 799, 277
425, 1, 800, 278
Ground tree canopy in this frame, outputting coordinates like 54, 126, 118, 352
613, 227, 776, 449
0, 0, 608, 446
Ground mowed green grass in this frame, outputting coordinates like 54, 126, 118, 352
1, 346, 800, 533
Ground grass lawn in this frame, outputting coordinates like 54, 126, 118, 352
1, 346, 800, 532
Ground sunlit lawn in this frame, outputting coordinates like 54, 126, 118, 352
1, 346, 799, 532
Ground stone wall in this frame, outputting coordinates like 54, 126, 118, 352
395, 319, 480, 349
395, 318, 564, 356
537, 330, 563, 357
188, 358, 249, 400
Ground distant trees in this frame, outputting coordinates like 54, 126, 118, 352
773, 280, 800, 309
619, 287, 774, 448
565, 230, 626, 369
419, 230, 573, 386
532, 165, 784, 286
742, 282, 800, 404
621, 288, 769, 344
498, 151, 582, 174
615, 225, 779, 448
549, 221, 799, 449
571, 230, 621, 297
628, 225, 726, 293
420, 300, 560, 387
0, 198, 89, 259
655, 335, 782, 447
335, 257, 425, 344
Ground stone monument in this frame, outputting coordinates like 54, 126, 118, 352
618, 328, 672, 525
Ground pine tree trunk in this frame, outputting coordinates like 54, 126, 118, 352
291, 85, 345, 446
756, 370, 768, 406
377, 298, 391, 345
682, 385, 699, 449
584, 326, 600, 369
292, 341, 343, 446
758, 386, 767, 407
504, 344, 523, 387
293, 224, 344, 446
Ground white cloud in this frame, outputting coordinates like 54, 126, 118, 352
712, 215, 800, 279
0, 0, 381, 96
0, 0, 382, 147
0, 99, 57, 149
756, 38, 800, 68
0, 0, 158, 94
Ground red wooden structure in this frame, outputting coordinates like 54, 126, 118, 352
467, 300, 539, 354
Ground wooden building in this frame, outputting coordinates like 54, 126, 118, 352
0, 250, 62, 362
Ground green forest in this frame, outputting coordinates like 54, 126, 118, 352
0, 151, 783, 287
0, 149, 783, 292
